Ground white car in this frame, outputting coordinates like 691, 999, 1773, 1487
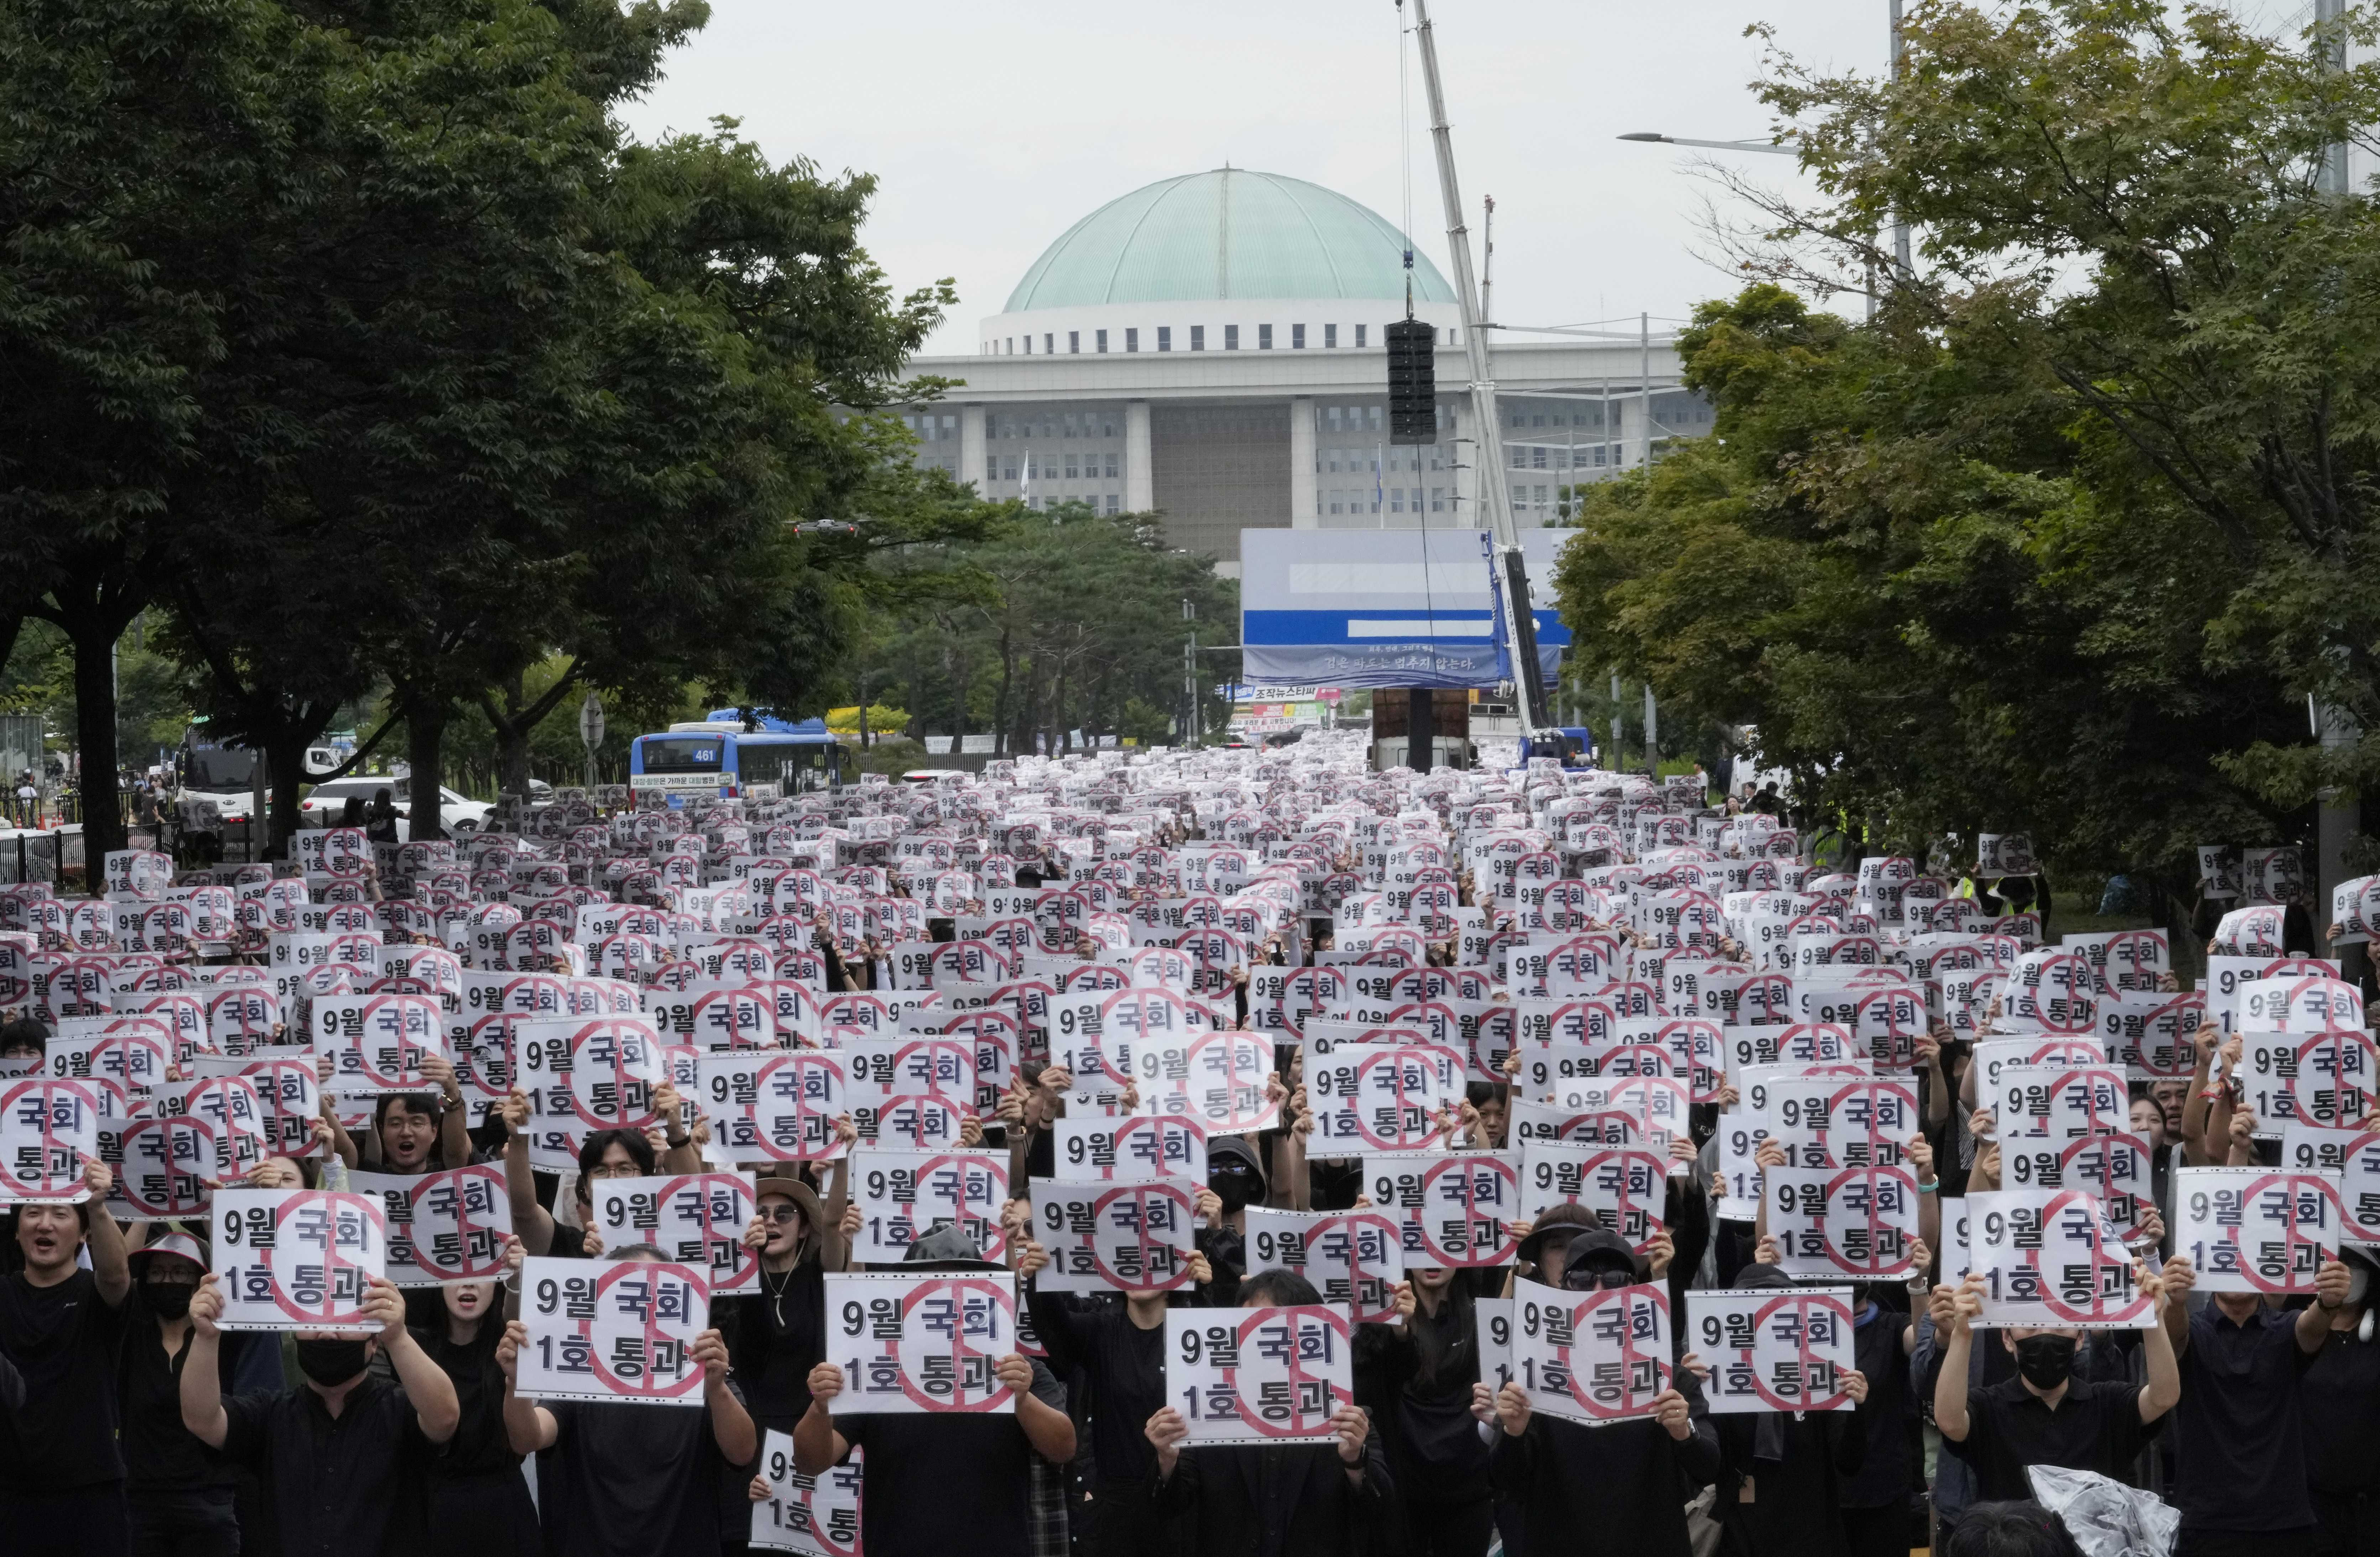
298, 777, 492, 835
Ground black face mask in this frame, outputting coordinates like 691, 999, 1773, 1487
296, 1336, 372, 1387
2014, 1333, 2076, 1390
145, 1282, 193, 1319
1210, 1172, 1259, 1213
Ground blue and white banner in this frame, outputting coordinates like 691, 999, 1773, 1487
1239, 529, 1568, 689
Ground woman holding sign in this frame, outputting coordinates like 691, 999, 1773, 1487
722, 1174, 854, 1444
411, 1234, 537, 1557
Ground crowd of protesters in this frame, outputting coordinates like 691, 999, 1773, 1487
0, 729, 2374, 1557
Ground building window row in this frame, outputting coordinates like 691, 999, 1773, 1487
1317, 445, 1449, 474
992, 453, 1122, 482
1510, 445, 1615, 469
989, 321, 1414, 354
994, 411, 1119, 440
1321, 486, 1447, 516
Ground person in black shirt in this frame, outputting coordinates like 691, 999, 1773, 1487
1700, 1262, 1874, 1557
1144, 1267, 1394, 1557
116, 1232, 238, 1557
500, 1097, 701, 1258
0, 1158, 133, 1557
413, 1234, 537, 1556
2300, 1249, 2380, 1557
1932, 1268, 2178, 1504
179, 1268, 461, 1557
2158, 1249, 2352, 1556
1357, 1263, 1496, 1557
1019, 1221, 1217, 1557
723, 1174, 852, 1442
1480, 1229, 1718, 1557
795, 1225, 1077, 1557
497, 1243, 756, 1557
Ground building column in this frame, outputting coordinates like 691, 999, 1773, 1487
1289, 396, 1317, 528
959, 404, 988, 494
1124, 400, 1153, 512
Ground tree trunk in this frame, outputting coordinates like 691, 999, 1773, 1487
992, 625, 1014, 757
408, 704, 449, 842
69, 624, 125, 864
266, 728, 312, 861
494, 674, 534, 800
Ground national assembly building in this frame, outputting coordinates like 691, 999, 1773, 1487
897, 167, 1709, 577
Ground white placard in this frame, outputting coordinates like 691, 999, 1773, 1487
2175, 1166, 2346, 1294
513, 1016, 668, 1141
0, 1076, 99, 1201
2283, 1125, 2380, 1245
824, 1270, 1022, 1414
592, 1172, 760, 1293
1362, 1151, 1521, 1268
1513, 1281, 1672, 1425
1303, 1038, 1464, 1154
311, 993, 449, 1095
210, 1188, 390, 1332
1967, 1189, 2154, 1328
1688, 1286, 1857, 1413
1241, 1207, 1404, 1321
751, 1431, 863, 1557
844, 1036, 974, 1149
1515, 1140, 1668, 1252
696, 1051, 850, 1164
1166, 1304, 1354, 1443
517, 1255, 711, 1404
1030, 1178, 1201, 1293
1052, 1115, 1209, 1181
1765, 1165, 1919, 1280
349, 1165, 513, 1286
2240, 1029, 2378, 1134
849, 1148, 1007, 1262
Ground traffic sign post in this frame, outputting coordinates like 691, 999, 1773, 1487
579, 691, 604, 793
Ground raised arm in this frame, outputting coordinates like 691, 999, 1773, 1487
2181, 1029, 2222, 1165
369, 1278, 460, 1443
1932, 1275, 1983, 1443
656, 1083, 702, 1176
2137, 1262, 2182, 1422
501, 1091, 558, 1256
2160, 1254, 2196, 1360
697, 1328, 756, 1464
792, 1363, 852, 1475
82, 1160, 132, 1308
1004, 1354, 1076, 1464
179, 1273, 233, 1449
2300, 1258, 2352, 1355
494, 1320, 559, 1454
422, 1055, 473, 1171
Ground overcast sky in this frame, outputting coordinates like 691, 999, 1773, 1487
616, 1, 1894, 358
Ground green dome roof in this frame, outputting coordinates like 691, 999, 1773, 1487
1003, 169, 1455, 312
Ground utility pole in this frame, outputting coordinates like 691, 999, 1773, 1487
1407, 0, 1553, 741
1182, 599, 1199, 749
1889, 0, 1912, 277
1639, 312, 1653, 471
1610, 671, 1624, 770
1643, 684, 1660, 779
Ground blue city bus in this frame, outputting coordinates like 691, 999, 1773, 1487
627, 713, 852, 802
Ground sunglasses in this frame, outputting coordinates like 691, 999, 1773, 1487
1571, 1268, 1635, 1292
759, 1205, 805, 1225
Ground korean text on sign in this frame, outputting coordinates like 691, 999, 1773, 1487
1166, 1304, 1354, 1443
211, 1188, 390, 1332
825, 1271, 1021, 1415
515, 1255, 712, 1405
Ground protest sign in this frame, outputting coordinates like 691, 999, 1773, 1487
1362, 1152, 1520, 1268
696, 1050, 849, 1164
1688, 1286, 1856, 1413
1765, 1166, 1919, 1280
1516, 1140, 1667, 1252
825, 1270, 1021, 1415
349, 1165, 513, 1286
1052, 1115, 1208, 1181
2240, 1028, 2378, 1134
1129, 1028, 1278, 1132
513, 1016, 668, 1140
211, 1188, 390, 1332
2283, 1125, 2380, 1245
0, 1076, 99, 1200
751, 1431, 863, 1557
1241, 1208, 1403, 1321
515, 1255, 711, 1405
849, 1149, 1007, 1262
2176, 1166, 2347, 1295
843, 1037, 974, 1149
1967, 1189, 2152, 1328
1030, 1178, 1199, 1294
311, 993, 448, 1095
1512, 1281, 1672, 1425
151, 1076, 270, 1186
1303, 1038, 1465, 1154
1476, 1296, 1515, 1396
1166, 1304, 1354, 1443
1763, 1076, 1918, 1171
592, 1172, 760, 1294
96, 1114, 213, 1221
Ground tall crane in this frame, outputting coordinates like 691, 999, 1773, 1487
1405, 0, 1554, 744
